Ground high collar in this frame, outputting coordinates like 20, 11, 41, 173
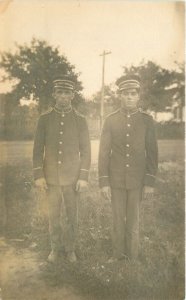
120, 107, 139, 116
54, 105, 72, 114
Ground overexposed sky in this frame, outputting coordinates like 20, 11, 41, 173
0, 0, 185, 97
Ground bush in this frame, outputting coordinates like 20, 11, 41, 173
0, 108, 184, 140
156, 122, 184, 139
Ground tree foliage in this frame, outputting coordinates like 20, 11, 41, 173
0, 38, 83, 111
121, 61, 185, 111
165, 62, 185, 108
91, 60, 185, 114
89, 85, 119, 117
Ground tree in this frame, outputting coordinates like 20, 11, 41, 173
121, 60, 185, 112
90, 61, 184, 117
90, 84, 119, 117
164, 62, 185, 107
0, 38, 83, 112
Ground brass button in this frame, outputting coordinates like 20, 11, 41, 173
126, 164, 130, 167
58, 161, 62, 164
59, 151, 62, 154
60, 131, 63, 135
61, 122, 64, 125
126, 153, 130, 157
127, 124, 131, 127
127, 115, 130, 118
61, 114, 65, 117
126, 133, 130, 137
59, 141, 62, 144
126, 144, 130, 147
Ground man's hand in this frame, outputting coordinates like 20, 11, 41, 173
75, 180, 88, 193
143, 186, 154, 201
35, 177, 48, 191
101, 186, 111, 200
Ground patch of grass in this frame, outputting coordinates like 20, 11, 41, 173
1, 161, 184, 300
0, 161, 34, 237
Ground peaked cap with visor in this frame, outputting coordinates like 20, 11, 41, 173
52, 74, 75, 91
116, 74, 141, 92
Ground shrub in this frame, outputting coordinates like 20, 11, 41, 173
156, 122, 184, 139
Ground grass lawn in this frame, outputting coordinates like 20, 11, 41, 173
0, 139, 184, 300
0, 139, 184, 165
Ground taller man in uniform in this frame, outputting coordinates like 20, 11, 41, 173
33, 75, 91, 263
98, 74, 158, 261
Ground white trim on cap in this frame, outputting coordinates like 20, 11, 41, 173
53, 80, 74, 90
119, 84, 140, 91
118, 79, 140, 87
53, 79, 74, 84
54, 83, 73, 87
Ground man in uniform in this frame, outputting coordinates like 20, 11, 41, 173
98, 74, 158, 261
33, 74, 91, 263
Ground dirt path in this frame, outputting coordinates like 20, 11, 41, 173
0, 237, 89, 300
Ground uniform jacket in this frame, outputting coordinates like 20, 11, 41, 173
33, 107, 91, 186
98, 109, 158, 189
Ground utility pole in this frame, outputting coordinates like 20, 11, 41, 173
99, 50, 111, 129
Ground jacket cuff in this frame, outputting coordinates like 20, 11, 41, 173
144, 174, 156, 187
33, 167, 44, 180
79, 169, 89, 181
99, 176, 110, 188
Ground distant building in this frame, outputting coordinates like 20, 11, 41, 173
148, 104, 185, 123
164, 81, 185, 122
171, 101, 185, 122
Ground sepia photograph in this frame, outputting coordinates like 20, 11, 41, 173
0, 1, 185, 299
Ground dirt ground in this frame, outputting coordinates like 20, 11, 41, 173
0, 237, 90, 300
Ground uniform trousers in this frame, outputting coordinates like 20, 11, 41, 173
47, 184, 78, 254
111, 188, 142, 260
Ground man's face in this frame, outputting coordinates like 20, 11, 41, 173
120, 88, 139, 110
53, 88, 74, 107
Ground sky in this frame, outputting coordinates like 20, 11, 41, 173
0, 0, 185, 97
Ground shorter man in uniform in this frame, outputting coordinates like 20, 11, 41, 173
33, 75, 91, 263
98, 74, 158, 261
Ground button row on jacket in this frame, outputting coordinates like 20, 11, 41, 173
126, 120, 131, 163
126, 116, 130, 168
59, 118, 64, 163
59, 114, 63, 163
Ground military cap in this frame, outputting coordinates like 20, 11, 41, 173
116, 74, 141, 91
53, 74, 75, 91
